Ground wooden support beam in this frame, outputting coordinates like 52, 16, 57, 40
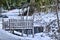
32, 14, 34, 38
22, 29, 24, 36
32, 27, 34, 38
2, 18, 4, 29
10, 29, 14, 34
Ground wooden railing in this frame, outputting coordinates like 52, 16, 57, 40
3, 19, 33, 29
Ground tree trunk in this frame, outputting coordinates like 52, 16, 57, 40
0, 6, 2, 15
6, 0, 10, 10
56, 0, 59, 30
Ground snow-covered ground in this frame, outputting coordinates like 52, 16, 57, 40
0, 27, 55, 40
0, 28, 52, 40
0, 29, 21, 40
0, 9, 60, 40
2, 8, 27, 16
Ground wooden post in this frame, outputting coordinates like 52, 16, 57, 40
22, 29, 24, 36
9, 19, 14, 33
32, 18, 34, 37
9, 19, 11, 33
32, 27, 34, 37
9, 19, 10, 32
21, 8, 25, 37
32, 14, 34, 38
26, 7, 30, 37
2, 18, 4, 29
27, 29, 28, 37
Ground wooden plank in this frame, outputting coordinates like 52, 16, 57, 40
8, 19, 33, 29
3, 18, 34, 37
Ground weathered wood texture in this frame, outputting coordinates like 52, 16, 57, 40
3, 19, 33, 29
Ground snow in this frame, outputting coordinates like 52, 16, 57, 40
14, 31, 27, 37
2, 11, 58, 27
8, 16, 33, 20
2, 8, 27, 16
30, 33, 51, 40
14, 30, 51, 40
0, 29, 52, 40
33, 12, 57, 27
0, 29, 21, 40
1, 9, 60, 40
11, 31, 52, 40
1, 10, 60, 29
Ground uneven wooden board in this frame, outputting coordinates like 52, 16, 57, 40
3, 19, 33, 29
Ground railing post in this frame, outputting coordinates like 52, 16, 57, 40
22, 29, 24, 36
2, 18, 4, 29
32, 27, 34, 38
32, 14, 34, 38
